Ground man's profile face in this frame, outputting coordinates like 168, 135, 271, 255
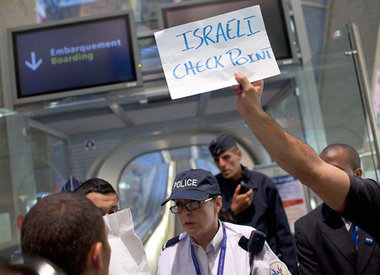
319, 148, 354, 175
86, 192, 118, 216
213, 147, 242, 181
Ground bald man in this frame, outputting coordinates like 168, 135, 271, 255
295, 144, 380, 274
231, 71, 380, 243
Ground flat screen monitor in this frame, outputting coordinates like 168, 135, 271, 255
8, 10, 142, 105
158, 0, 297, 66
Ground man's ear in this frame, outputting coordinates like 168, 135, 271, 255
87, 242, 105, 272
354, 168, 363, 177
237, 149, 242, 161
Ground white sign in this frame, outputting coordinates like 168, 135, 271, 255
104, 209, 150, 275
154, 5, 280, 99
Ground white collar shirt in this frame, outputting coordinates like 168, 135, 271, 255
341, 217, 352, 231
189, 221, 223, 274
157, 221, 290, 275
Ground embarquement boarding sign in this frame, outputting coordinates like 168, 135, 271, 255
154, 5, 280, 99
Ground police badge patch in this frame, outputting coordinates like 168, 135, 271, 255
270, 261, 289, 275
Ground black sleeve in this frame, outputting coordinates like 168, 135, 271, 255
294, 220, 322, 275
267, 179, 299, 275
342, 175, 380, 243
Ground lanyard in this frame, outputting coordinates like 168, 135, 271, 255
190, 223, 227, 275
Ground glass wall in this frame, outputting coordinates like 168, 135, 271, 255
0, 110, 71, 261
317, 24, 379, 179
30, 125, 71, 196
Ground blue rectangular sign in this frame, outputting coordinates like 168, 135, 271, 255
9, 11, 141, 103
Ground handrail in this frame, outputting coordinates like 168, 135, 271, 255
349, 23, 380, 170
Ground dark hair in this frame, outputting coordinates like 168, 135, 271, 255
218, 208, 236, 223
21, 193, 105, 275
321, 143, 360, 170
74, 178, 117, 196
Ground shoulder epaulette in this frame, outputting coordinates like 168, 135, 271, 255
162, 235, 180, 250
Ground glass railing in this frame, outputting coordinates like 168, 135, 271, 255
0, 110, 70, 261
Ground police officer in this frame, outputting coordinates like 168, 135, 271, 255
208, 133, 298, 274
158, 169, 290, 275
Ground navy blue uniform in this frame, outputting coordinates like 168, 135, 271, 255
343, 175, 380, 243
215, 166, 298, 275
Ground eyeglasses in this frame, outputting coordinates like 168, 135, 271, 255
170, 197, 214, 214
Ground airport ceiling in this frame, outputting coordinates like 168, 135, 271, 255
18, 75, 295, 136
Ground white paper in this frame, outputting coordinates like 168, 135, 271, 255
154, 5, 280, 99
103, 208, 150, 275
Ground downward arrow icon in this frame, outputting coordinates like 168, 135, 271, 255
25, 52, 42, 71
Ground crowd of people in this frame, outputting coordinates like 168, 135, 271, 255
3, 72, 379, 274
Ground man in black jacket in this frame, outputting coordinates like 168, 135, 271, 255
295, 144, 380, 274
231, 71, 380, 244
209, 132, 298, 274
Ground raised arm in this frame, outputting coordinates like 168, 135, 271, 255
232, 71, 350, 212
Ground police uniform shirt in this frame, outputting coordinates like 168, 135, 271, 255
157, 221, 290, 275
215, 166, 297, 274
343, 174, 380, 243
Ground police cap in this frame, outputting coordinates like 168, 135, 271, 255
208, 133, 237, 158
161, 169, 220, 206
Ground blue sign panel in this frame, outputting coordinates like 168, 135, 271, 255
9, 11, 141, 102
